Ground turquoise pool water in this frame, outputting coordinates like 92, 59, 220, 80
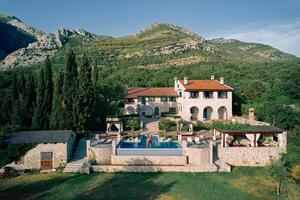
117, 135, 181, 148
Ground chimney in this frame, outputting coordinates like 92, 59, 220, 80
249, 108, 255, 121
220, 77, 224, 84
183, 77, 188, 85
211, 75, 215, 80
174, 77, 178, 88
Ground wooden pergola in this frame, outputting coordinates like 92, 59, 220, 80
215, 125, 285, 148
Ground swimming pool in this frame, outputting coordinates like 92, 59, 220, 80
117, 135, 181, 149
116, 135, 182, 155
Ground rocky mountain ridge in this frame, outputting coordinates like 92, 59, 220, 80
0, 14, 297, 70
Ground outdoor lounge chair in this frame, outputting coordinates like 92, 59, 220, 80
194, 137, 202, 145
187, 137, 194, 144
104, 139, 112, 144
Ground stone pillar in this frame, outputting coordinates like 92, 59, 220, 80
112, 140, 116, 155
245, 134, 255, 147
117, 133, 121, 143
182, 140, 187, 155
209, 141, 214, 164
281, 132, 287, 152
213, 129, 216, 140
178, 134, 182, 142
86, 140, 91, 160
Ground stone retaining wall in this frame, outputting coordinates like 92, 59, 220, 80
92, 164, 218, 172
184, 147, 210, 166
218, 145, 285, 166
89, 146, 112, 165
111, 155, 187, 166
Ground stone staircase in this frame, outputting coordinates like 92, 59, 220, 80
145, 118, 159, 133
64, 138, 87, 173
215, 160, 231, 172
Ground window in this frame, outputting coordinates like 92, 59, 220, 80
161, 97, 168, 102
147, 97, 155, 102
169, 107, 177, 114
138, 98, 142, 102
178, 91, 182, 97
169, 97, 176, 102
203, 91, 213, 99
218, 91, 228, 99
190, 91, 198, 98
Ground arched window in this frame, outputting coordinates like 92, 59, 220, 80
127, 106, 135, 114
218, 106, 228, 120
190, 106, 199, 120
203, 106, 213, 120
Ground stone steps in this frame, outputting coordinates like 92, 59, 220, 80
64, 138, 87, 173
215, 160, 231, 172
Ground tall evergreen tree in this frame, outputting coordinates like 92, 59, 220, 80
50, 71, 64, 129
75, 56, 93, 134
23, 72, 36, 128
92, 59, 99, 85
32, 67, 45, 129
42, 57, 53, 129
62, 49, 78, 129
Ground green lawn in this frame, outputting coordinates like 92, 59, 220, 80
0, 167, 299, 200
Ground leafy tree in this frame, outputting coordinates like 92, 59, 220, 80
268, 156, 289, 196
159, 118, 172, 138
75, 56, 93, 135
50, 71, 64, 129
126, 118, 139, 139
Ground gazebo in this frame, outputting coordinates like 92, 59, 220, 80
214, 125, 286, 148
106, 117, 123, 135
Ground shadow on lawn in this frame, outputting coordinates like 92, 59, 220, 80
0, 173, 81, 200
75, 158, 177, 200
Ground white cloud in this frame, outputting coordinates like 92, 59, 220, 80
207, 19, 300, 57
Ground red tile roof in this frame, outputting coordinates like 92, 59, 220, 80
127, 87, 177, 98
179, 80, 233, 91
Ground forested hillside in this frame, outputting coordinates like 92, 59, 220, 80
0, 20, 300, 167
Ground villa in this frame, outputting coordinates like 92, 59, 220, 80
1, 76, 288, 173
125, 76, 233, 121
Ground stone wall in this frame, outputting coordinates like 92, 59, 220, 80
184, 147, 210, 166
89, 146, 112, 165
24, 143, 68, 169
218, 145, 285, 166
111, 155, 187, 166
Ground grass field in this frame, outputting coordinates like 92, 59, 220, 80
0, 167, 299, 200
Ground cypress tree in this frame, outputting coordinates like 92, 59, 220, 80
92, 59, 99, 85
75, 56, 93, 135
32, 67, 45, 129
50, 71, 64, 129
62, 49, 78, 129
23, 72, 36, 128
42, 57, 53, 129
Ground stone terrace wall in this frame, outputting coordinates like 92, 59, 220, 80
184, 147, 210, 166
89, 146, 112, 165
111, 155, 187, 166
218, 145, 285, 166
24, 143, 68, 169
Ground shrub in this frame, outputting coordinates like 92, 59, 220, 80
291, 165, 300, 183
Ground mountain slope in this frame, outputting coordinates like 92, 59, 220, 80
0, 15, 298, 70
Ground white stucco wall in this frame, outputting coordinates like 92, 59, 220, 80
125, 97, 177, 116
175, 80, 232, 121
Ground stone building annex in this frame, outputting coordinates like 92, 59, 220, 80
1, 76, 287, 173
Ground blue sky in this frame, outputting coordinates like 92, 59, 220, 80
1, 0, 300, 56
